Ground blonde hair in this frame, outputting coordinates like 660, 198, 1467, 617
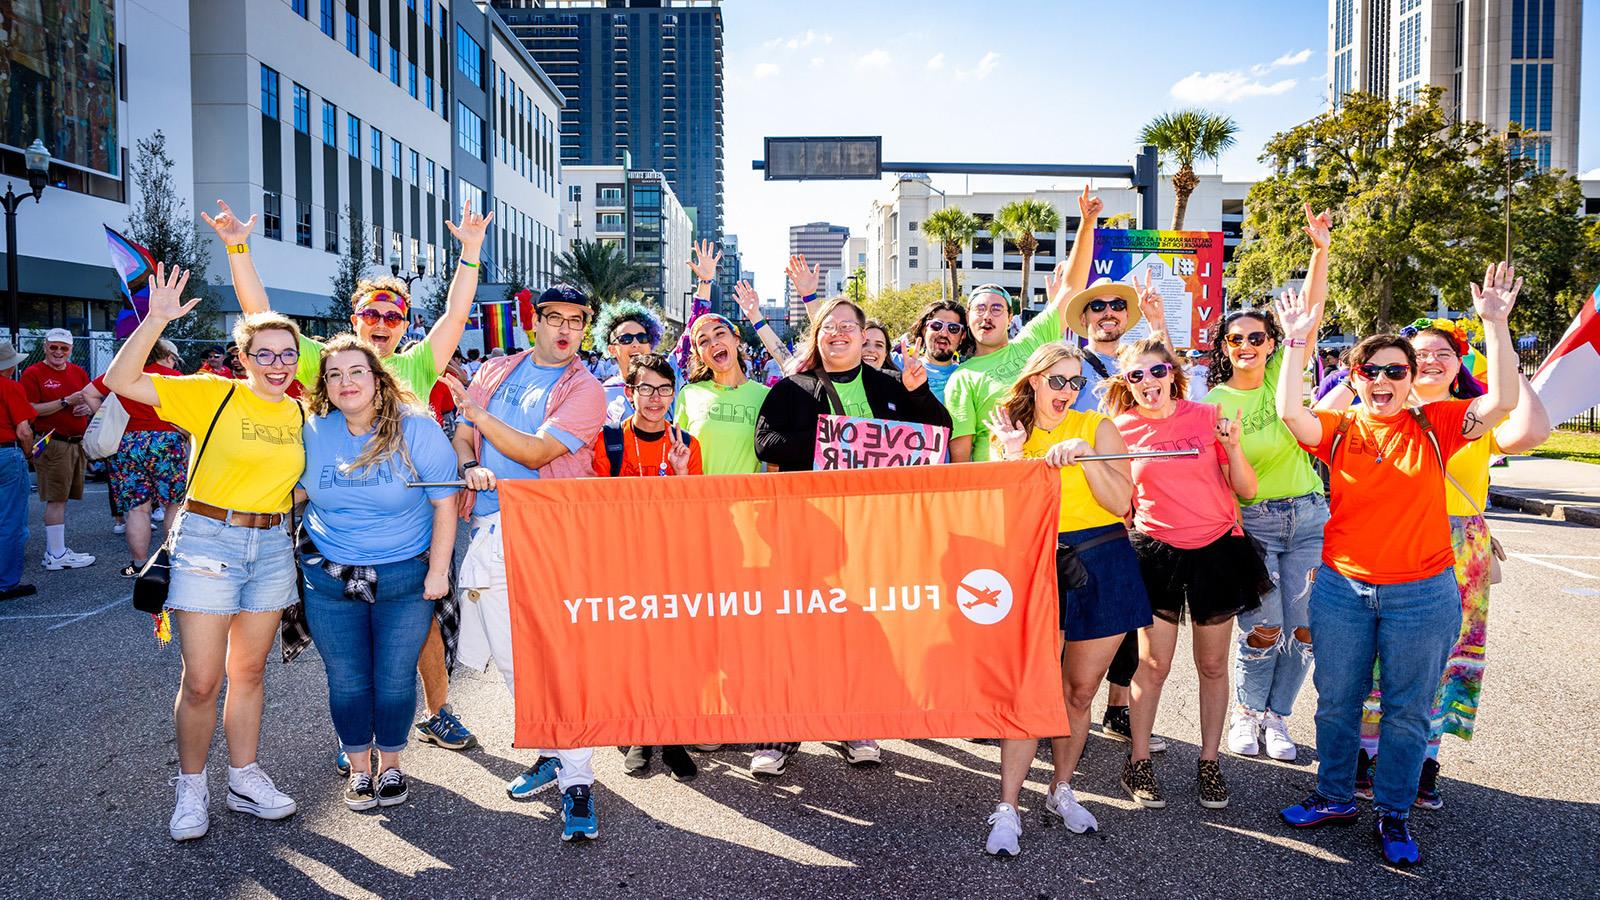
1099, 339, 1188, 415
999, 342, 1085, 435
232, 311, 301, 355
793, 296, 866, 374
305, 334, 423, 478
351, 275, 411, 306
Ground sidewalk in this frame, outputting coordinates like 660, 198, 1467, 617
1489, 455, 1600, 527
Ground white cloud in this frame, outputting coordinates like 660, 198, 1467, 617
1171, 67, 1298, 103
973, 51, 1000, 80
1272, 48, 1314, 68
764, 29, 832, 51
753, 62, 781, 80
926, 52, 945, 71
858, 49, 892, 70
810, 56, 826, 68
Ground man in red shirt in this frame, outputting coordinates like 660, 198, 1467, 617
0, 340, 38, 599
20, 328, 95, 569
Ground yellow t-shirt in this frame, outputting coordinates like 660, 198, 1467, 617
152, 374, 305, 513
1445, 431, 1500, 517
1018, 410, 1124, 534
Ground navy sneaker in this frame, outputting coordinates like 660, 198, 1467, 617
1375, 814, 1422, 866
1280, 792, 1359, 828
1355, 749, 1376, 801
561, 785, 599, 842
507, 756, 563, 799
336, 749, 351, 778
415, 705, 478, 751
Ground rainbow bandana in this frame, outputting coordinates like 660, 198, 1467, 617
357, 289, 409, 317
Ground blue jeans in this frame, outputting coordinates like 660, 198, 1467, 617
303, 556, 434, 753
1236, 494, 1328, 716
0, 447, 27, 589
1309, 565, 1459, 817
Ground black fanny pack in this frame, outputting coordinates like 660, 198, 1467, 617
1056, 527, 1127, 592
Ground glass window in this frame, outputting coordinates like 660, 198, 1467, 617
390, 138, 401, 177
321, 101, 336, 145
292, 0, 307, 17
324, 207, 339, 253
371, 127, 382, 167
424, 2, 432, 28
346, 114, 360, 158
291, 83, 309, 133
455, 102, 483, 159
295, 200, 312, 248
425, 75, 434, 111
263, 192, 282, 240
408, 62, 418, 99
389, 47, 400, 86
455, 25, 483, 88
408, 149, 419, 186
426, 158, 436, 194
369, 30, 381, 72
259, 65, 279, 119
320, 0, 335, 37
345, 11, 357, 54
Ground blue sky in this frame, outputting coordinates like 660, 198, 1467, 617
721, 0, 1599, 299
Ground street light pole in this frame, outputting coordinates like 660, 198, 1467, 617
3, 139, 52, 342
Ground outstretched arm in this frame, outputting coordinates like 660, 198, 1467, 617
1494, 375, 1551, 453
785, 254, 822, 317
105, 265, 196, 407
732, 280, 790, 366
426, 201, 491, 373
1048, 186, 1105, 335
1273, 287, 1324, 447
201, 200, 269, 315
1464, 262, 1521, 441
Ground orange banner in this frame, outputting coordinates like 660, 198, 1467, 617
500, 461, 1068, 749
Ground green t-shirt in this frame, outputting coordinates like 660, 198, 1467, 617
674, 379, 769, 474
944, 307, 1063, 461
296, 334, 439, 399
827, 369, 873, 418
1204, 349, 1323, 504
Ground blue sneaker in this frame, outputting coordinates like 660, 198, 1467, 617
1280, 792, 1359, 828
1375, 814, 1421, 866
415, 705, 478, 751
561, 785, 599, 842
336, 749, 351, 778
507, 756, 562, 799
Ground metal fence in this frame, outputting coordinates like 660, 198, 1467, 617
9, 330, 232, 378
1518, 341, 1597, 433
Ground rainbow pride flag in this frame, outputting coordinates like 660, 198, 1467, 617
106, 226, 158, 339
479, 301, 518, 354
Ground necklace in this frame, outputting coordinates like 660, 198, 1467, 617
1372, 423, 1405, 464
631, 425, 669, 476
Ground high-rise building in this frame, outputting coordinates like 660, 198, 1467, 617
1327, 0, 1582, 172
786, 222, 849, 325
715, 233, 741, 319
492, 0, 725, 242
563, 163, 694, 323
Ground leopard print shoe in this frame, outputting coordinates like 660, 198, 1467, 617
1197, 759, 1230, 810
1120, 757, 1166, 809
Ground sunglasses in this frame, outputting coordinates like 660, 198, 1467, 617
925, 320, 965, 335
356, 308, 408, 327
1356, 363, 1411, 381
611, 331, 651, 346
1087, 299, 1128, 314
1223, 331, 1270, 347
1125, 364, 1171, 384
251, 348, 300, 367
1045, 374, 1088, 391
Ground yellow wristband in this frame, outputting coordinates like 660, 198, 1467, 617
225, 243, 250, 255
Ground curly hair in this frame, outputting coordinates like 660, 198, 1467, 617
351, 275, 412, 309
1099, 339, 1189, 415
911, 298, 975, 360
305, 334, 425, 479
592, 300, 664, 358
1207, 308, 1283, 388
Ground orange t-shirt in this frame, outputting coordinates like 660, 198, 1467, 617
592, 418, 703, 477
1305, 400, 1474, 584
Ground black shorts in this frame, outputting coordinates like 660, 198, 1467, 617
1128, 529, 1271, 626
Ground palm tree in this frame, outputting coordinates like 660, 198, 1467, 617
554, 239, 654, 307
993, 199, 1060, 305
1139, 109, 1239, 230
921, 206, 979, 300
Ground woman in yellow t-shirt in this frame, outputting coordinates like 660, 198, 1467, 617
104, 265, 307, 843
975, 342, 1151, 856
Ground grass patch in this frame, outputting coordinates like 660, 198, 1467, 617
1531, 430, 1600, 464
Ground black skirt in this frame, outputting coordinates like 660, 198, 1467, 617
1128, 529, 1271, 626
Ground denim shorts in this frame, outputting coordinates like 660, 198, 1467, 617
1059, 524, 1154, 642
166, 512, 298, 615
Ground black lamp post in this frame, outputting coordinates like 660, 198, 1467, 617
389, 251, 427, 291
3, 139, 51, 342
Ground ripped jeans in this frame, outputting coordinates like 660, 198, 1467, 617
1235, 493, 1328, 717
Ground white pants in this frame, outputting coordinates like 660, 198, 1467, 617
457, 512, 595, 790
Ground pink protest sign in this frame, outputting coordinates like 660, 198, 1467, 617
814, 415, 950, 470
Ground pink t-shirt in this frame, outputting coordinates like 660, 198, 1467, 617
1114, 399, 1241, 550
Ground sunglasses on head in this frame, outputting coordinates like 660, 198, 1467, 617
356, 308, 408, 327
1125, 363, 1171, 383
1356, 363, 1411, 381
925, 320, 965, 335
1087, 299, 1128, 314
1223, 331, 1270, 347
1045, 374, 1087, 391
610, 331, 651, 346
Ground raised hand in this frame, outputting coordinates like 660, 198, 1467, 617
443, 373, 482, 425
1274, 287, 1318, 340
1302, 202, 1333, 250
146, 264, 199, 323
1077, 185, 1104, 222
688, 240, 721, 283
1132, 270, 1165, 331
199, 199, 256, 245
732, 281, 764, 324
1216, 411, 1242, 449
1044, 437, 1094, 468
900, 343, 927, 392
667, 425, 693, 475
1471, 261, 1522, 324
786, 254, 821, 298
984, 408, 1027, 459
444, 199, 493, 251
1045, 260, 1071, 306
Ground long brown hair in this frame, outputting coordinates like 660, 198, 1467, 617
1099, 338, 1188, 415
685, 314, 749, 384
305, 334, 424, 477
999, 342, 1085, 435
793, 296, 866, 374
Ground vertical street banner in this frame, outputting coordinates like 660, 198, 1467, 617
499, 462, 1068, 748
1090, 229, 1226, 350
813, 415, 949, 470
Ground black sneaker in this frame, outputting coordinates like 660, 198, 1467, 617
1355, 749, 1376, 801
660, 745, 698, 782
622, 745, 653, 776
0, 583, 37, 601
376, 768, 408, 807
1414, 758, 1443, 810
344, 772, 377, 811
1101, 705, 1169, 752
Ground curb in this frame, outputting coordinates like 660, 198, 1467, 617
1489, 487, 1600, 528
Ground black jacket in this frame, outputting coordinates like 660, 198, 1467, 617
754, 364, 953, 471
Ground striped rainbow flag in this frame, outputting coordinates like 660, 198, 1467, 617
480, 301, 518, 354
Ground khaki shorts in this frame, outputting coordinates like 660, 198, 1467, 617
35, 438, 85, 502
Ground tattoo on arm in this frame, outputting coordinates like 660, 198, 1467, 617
1461, 410, 1483, 437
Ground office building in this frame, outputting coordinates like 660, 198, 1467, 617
564, 161, 694, 323
714, 233, 741, 319
786, 221, 849, 325
1327, 0, 1582, 171
492, 0, 725, 243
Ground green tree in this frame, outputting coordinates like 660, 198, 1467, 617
993, 199, 1060, 305
845, 266, 868, 304
326, 205, 371, 323
1230, 89, 1501, 332
861, 281, 943, 342
1498, 167, 1600, 341
125, 130, 221, 355
1139, 109, 1239, 230
921, 207, 979, 300
555, 239, 654, 307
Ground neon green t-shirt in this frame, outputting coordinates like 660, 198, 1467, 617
944, 308, 1063, 461
1204, 349, 1322, 505
674, 379, 769, 474
827, 369, 873, 418
296, 334, 439, 400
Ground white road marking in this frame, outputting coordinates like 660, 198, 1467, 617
47, 599, 125, 630
0, 598, 125, 626
1517, 554, 1600, 560
1507, 554, 1600, 580
1563, 587, 1600, 597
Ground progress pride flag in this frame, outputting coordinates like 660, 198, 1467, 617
499, 462, 1067, 749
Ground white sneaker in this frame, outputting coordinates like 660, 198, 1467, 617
1261, 712, 1298, 761
984, 803, 1022, 857
152, 507, 165, 523
42, 549, 96, 570
841, 740, 881, 766
1043, 782, 1099, 834
169, 771, 210, 841
112, 522, 126, 535
1227, 708, 1262, 756
225, 762, 297, 820
1148, 734, 1169, 753
749, 749, 790, 777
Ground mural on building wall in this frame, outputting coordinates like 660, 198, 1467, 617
1, 0, 119, 175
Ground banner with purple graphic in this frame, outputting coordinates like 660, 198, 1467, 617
1089, 229, 1225, 351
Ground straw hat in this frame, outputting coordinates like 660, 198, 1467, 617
1064, 279, 1141, 339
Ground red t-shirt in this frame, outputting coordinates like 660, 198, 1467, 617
0, 376, 35, 443
20, 361, 91, 438
92, 364, 183, 433
429, 380, 455, 424
1114, 399, 1240, 549
198, 362, 235, 379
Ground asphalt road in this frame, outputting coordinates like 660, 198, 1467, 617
2, 486, 1596, 899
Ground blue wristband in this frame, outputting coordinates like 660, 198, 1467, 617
754, 319, 771, 331
801, 292, 817, 304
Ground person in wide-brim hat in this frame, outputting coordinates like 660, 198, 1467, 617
1064, 279, 1142, 340
0, 341, 24, 372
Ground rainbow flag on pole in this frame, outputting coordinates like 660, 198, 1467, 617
479, 301, 518, 354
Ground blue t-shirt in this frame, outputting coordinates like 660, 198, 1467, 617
1073, 350, 1119, 412
300, 410, 459, 565
924, 360, 960, 404
474, 358, 582, 516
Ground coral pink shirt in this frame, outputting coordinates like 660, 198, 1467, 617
1114, 400, 1241, 549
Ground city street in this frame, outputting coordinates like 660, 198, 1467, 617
0, 490, 1595, 899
